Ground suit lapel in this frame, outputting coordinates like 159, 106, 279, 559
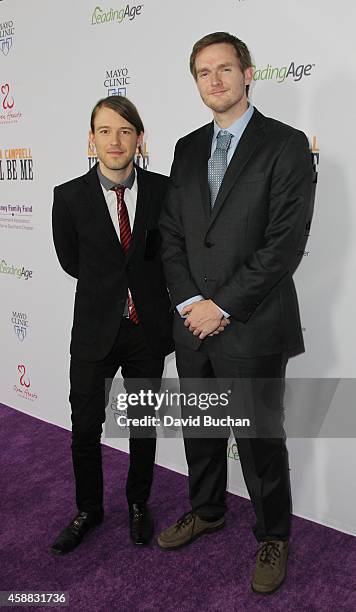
208, 109, 266, 228
196, 122, 214, 222
83, 163, 125, 259
83, 163, 150, 263
127, 165, 150, 260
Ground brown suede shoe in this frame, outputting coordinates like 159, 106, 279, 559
251, 540, 289, 594
157, 511, 225, 550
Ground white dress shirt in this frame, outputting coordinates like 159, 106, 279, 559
100, 171, 138, 237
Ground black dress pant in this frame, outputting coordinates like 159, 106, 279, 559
69, 319, 164, 515
175, 340, 291, 542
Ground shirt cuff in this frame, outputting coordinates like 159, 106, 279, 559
176, 295, 204, 318
216, 305, 230, 318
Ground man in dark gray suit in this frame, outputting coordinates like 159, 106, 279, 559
158, 32, 313, 594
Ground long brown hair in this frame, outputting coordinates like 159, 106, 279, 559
90, 95, 144, 134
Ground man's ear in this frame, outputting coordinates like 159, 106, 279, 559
244, 66, 254, 86
137, 131, 144, 146
89, 130, 97, 156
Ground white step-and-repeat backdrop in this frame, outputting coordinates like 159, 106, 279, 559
1, 0, 355, 535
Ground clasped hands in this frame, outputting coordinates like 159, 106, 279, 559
182, 299, 230, 340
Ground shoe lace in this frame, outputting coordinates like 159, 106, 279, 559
175, 511, 195, 532
256, 541, 282, 567
132, 507, 143, 520
72, 512, 88, 531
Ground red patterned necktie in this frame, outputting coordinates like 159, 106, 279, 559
112, 185, 140, 324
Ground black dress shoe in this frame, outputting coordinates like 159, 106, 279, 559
51, 511, 103, 555
129, 503, 154, 545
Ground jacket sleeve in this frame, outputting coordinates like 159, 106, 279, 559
159, 141, 201, 307
52, 186, 79, 279
213, 131, 314, 322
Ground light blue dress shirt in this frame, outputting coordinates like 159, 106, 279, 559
177, 104, 255, 319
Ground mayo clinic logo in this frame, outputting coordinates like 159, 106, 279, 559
0, 20, 14, 56
104, 67, 131, 97
12, 311, 29, 342
253, 61, 315, 83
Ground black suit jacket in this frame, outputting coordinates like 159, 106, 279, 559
52, 163, 174, 361
159, 108, 314, 358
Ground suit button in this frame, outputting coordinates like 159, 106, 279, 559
205, 241, 214, 248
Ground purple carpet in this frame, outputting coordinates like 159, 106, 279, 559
1, 403, 355, 611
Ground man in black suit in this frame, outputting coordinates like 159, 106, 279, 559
51, 96, 173, 554
158, 32, 313, 594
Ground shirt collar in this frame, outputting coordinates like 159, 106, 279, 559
212, 103, 254, 142
97, 164, 136, 191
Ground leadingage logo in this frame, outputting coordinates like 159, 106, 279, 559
91, 3, 143, 25
253, 61, 315, 83
0, 259, 33, 280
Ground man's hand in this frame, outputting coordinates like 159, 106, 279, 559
182, 299, 229, 339
208, 317, 230, 336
